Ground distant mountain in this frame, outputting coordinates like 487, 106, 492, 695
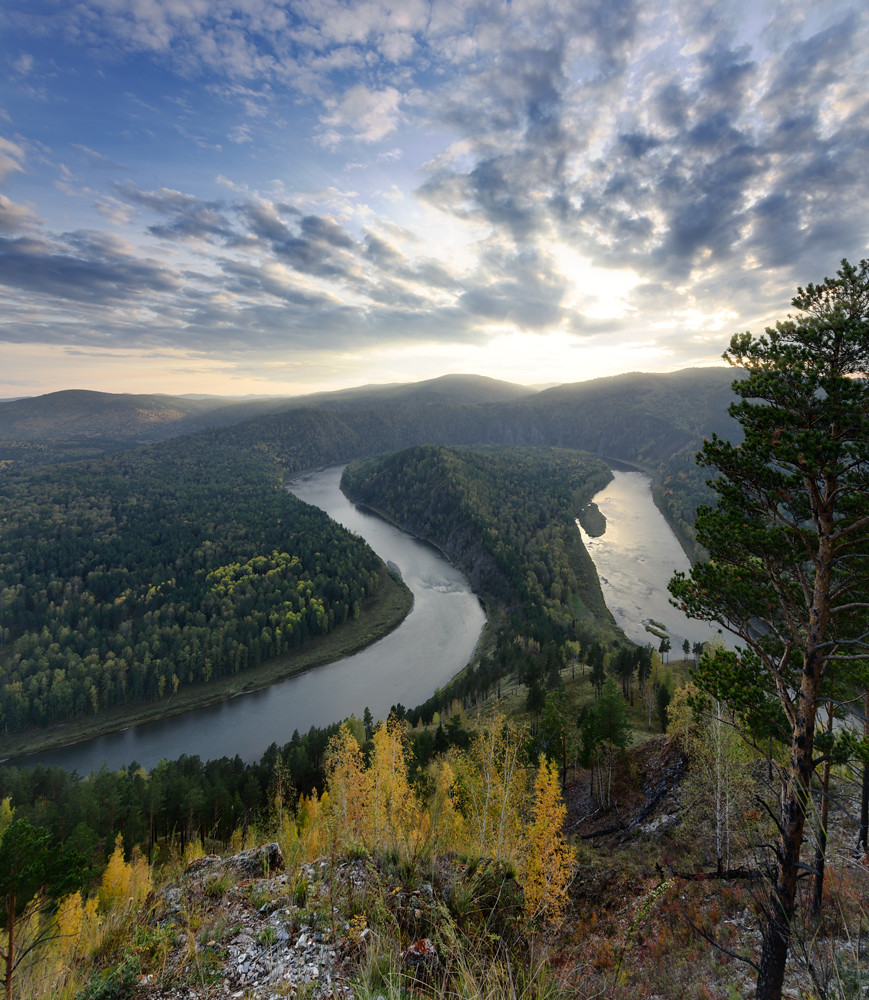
0, 375, 535, 460
0, 389, 292, 444
0, 369, 741, 554
297, 373, 538, 409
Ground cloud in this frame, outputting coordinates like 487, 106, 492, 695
0, 231, 181, 304
0, 194, 40, 234
0, 137, 25, 182
71, 144, 131, 172
113, 181, 234, 242
318, 85, 403, 147
2, 0, 868, 391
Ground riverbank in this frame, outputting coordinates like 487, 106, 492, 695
0, 568, 412, 763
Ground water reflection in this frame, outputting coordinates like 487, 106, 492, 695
8, 467, 485, 773
577, 471, 734, 652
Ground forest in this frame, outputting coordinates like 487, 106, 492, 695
342, 444, 641, 725
0, 435, 400, 733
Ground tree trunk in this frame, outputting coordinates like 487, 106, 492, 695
755, 670, 818, 1000
810, 699, 835, 916
756, 791, 807, 1000
810, 757, 830, 916
858, 690, 869, 854
4, 906, 14, 1000
859, 758, 869, 855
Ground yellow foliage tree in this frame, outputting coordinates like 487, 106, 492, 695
324, 723, 370, 850
54, 892, 84, 962
98, 835, 152, 912
296, 789, 328, 860
0, 802, 13, 843
453, 718, 530, 862
519, 756, 575, 925
427, 758, 463, 855
368, 716, 421, 858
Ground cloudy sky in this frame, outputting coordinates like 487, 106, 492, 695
1, 0, 867, 398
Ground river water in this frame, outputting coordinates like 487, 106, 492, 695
9, 465, 728, 775
10, 466, 486, 774
576, 470, 734, 652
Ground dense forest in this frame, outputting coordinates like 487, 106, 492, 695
342, 445, 653, 727
0, 436, 400, 732
343, 444, 613, 623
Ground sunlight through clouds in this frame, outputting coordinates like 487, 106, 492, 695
0, 0, 866, 395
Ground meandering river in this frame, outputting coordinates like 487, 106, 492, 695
576, 470, 734, 652
9, 464, 730, 775
11, 466, 486, 773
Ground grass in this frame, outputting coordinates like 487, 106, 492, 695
0, 568, 412, 760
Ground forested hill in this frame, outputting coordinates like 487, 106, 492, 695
0, 434, 409, 737
342, 444, 613, 622
207, 366, 740, 555
0, 390, 301, 465
341, 445, 629, 724
0, 367, 739, 739
0, 375, 537, 466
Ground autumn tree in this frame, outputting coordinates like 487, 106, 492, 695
323, 724, 369, 850
669, 259, 869, 1000
669, 687, 755, 874
368, 714, 421, 859
98, 834, 151, 913
453, 718, 530, 861
519, 756, 575, 925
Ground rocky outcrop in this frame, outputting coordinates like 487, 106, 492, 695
140, 851, 372, 1000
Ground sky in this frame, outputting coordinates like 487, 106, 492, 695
0, 0, 867, 399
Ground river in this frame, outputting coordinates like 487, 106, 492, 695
10, 466, 486, 774
10, 465, 727, 775
576, 470, 734, 652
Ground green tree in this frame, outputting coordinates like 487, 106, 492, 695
0, 819, 83, 1000
540, 689, 576, 789
588, 643, 606, 696
579, 678, 631, 807
669, 259, 869, 1000
655, 682, 671, 733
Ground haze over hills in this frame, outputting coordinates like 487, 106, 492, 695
0, 389, 291, 444
0, 368, 733, 460
0, 367, 738, 562
0, 374, 538, 451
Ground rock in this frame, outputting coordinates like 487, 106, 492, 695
226, 842, 284, 879
401, 937, 439, 976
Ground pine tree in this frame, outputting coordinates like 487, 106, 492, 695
669, 259, 869, 1000
0, 820, 84, 1000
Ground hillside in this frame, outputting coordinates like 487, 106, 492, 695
342, 444, 613, 625
0, 375, 537, 466
0, 369, 739, 555
1, 707, 864, 1000
0, 432, 412, 746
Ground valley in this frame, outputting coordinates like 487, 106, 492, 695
0, 363, 865, 1000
